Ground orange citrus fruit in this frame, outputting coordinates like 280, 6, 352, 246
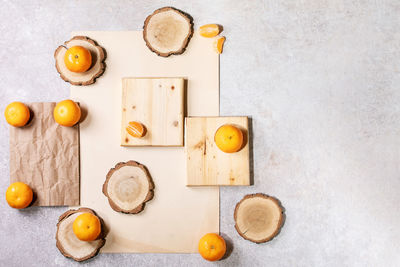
214, 124, 243, 153
214, 36, 225, 54
72, 212, 101, 241
126, 121, 146, 138
199, 24, 222, 38
198, 233, 226, 261
4, 102, 30, 127
6, 182, 33, 209
53, 100, 81, 127
64, 46, 92, 73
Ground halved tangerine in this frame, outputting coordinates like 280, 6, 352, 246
126, 121, 146, 138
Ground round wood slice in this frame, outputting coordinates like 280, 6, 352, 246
143, 7, 193, 57
102, 161, 154, 214
234, 193, 284, 243
54, 36, 106, 86
56, 207, 106, 262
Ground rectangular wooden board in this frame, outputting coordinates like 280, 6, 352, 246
121, 77, 184, 146
186, 116, 250, 186
70, 31, 219, 253
9, 102, 80, 206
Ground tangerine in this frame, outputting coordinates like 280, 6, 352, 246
64, 46, 92, 73
72, 213, 101, 241
126, 121, 146, 138
214, 36, 226, 54
199, 24, 222, 38
53, 100, 81, 127
198, 233, 226, 261
4, 102, 30, 127
214, 124, 243, 153
6, 182, 33, 209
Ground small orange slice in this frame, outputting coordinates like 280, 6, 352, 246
214, 36, 226, 54
199, 24, 222, 38
126, 121, 146, 138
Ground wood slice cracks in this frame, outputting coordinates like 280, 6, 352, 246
56, 207, 106, 262
103, 161, 154, 214
54, 36, 106, 85
143, 7, 193, 57
234, 193, 284, 243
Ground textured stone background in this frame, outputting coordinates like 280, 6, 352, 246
1, 0, 400, 266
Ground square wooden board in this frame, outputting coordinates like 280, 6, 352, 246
186, 116, 250, 186
121, 77, 184, 146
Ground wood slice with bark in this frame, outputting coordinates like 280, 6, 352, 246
234, 193, 284, 243
54, 36, 106, 86
103, 161, 154, 214
143, 7, 193, 57
56, 208, 106, 262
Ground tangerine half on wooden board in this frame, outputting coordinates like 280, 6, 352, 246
126, 121, 146, 138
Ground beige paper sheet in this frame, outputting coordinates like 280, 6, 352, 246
10, 102, 80, 206
70, 31, 219, 253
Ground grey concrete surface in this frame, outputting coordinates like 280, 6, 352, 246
1, 0, 400, 266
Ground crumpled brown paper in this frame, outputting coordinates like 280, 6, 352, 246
9, 102, 80, 206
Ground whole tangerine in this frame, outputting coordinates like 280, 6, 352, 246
198, 233, 226, 261
53, 100, 81, 127
214, 124, 243, 153
64, 46, 92, 73
4, 102, 30, 127
72, 212, 101, 241
6, 182, 33, 209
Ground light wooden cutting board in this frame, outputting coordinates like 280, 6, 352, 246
70, 31, 219, 253
186, 116, 250, 186
121, 77, 184, 147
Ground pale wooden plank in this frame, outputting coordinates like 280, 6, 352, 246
121, 77, 184, 146
186, 116, 250, 186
